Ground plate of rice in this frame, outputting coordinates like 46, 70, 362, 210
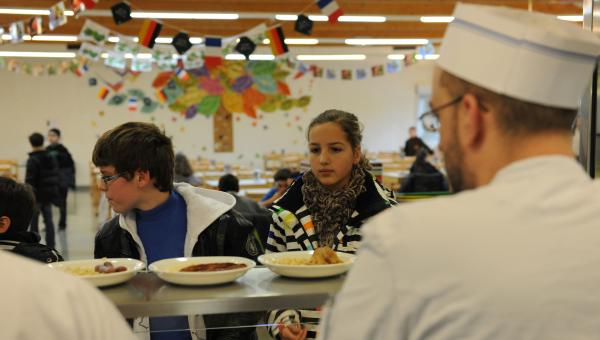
48, 258, 145, 287
258, 247, 355, 278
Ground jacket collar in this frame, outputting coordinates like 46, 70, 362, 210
118, 183, 235, 262
275, 171, 392, 220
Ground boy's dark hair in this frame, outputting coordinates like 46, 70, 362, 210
274, 168, 293, 182
49, 128, 61, 137
0, 177, 35, 234
29, 132, 44, 147
218, 174, 240, 192
92, 122, 174, 192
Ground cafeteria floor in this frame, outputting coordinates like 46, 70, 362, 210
34, 188, 273, 339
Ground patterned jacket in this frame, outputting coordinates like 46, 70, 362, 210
266, 172, 396, 339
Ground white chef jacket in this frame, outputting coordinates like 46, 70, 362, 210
320, 156, 600, 340
0, 251, 136, 340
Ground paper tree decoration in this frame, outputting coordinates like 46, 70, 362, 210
151, 60, 311, 152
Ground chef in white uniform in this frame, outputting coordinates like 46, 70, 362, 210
319, 3, 600, 340
0, 251, 136, 340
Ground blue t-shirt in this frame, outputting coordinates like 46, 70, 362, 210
260, 187, 278, 202
136, 191, 191, 340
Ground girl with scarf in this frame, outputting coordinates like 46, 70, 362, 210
266, 110, 396, 340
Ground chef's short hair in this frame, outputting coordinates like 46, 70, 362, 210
440, 70, 577, 135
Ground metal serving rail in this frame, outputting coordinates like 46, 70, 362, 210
102, 267, 346, 318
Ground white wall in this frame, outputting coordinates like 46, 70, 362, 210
0, 59, 434, 186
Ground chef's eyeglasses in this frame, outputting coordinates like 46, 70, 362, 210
418, 95, 488, 133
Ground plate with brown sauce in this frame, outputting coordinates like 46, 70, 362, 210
148, 256, 256, 285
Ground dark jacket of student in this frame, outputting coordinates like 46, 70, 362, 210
46, 143, 76, 189
25, 150, 60, 205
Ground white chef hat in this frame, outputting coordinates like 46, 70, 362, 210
437, 3, 600, 109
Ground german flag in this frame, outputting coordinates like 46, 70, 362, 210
98, 87, 109, 100
156, 89, 167, 103
138, 19, 162, 49
267, 26, 288, 56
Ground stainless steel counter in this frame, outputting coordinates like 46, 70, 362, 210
101, 268, 346, 318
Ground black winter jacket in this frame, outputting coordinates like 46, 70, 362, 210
46, 143, 76, 189
25, 150, 60, 204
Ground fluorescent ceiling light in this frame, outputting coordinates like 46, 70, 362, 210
309, 15, 328, 21
420, 16, 454, 23
276, 14, 327, 21
387, 54, 406, 60
415, 54, 440, 60
345, 38, 428, 45
154, 37, 173, 44
108, 36, 120, 43
225, 54, 275, 60
296, 54, 366, 61
190, 37, 203, 44
338, 15, 386, 22
557, 15, 583, 22
32, 35, 78, 42
262, 38, 318, 45
275, 14, 298, 21
0, 51, 76, 58
0, 8, 49, 15
130, 12, 238, 20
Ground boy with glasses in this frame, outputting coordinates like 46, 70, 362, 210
93, 122, 261, 340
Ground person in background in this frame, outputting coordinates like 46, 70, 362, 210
218, 173, 266, 217
320, 4, 600, 340
0, 176, 62, 263
47, 128, 75, 230
219, 173, 271, 252
173, 152, 202, 186
399, 149, 448, 193
0, 251, 136, 340
93, 122, 259, 340
26, 132, 60, 249
267, 110, 396, 340
403, 126, 433, 156
260, 168, 295, 208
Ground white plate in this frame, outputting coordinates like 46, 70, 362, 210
48, 258, 145, 287
258, 251, 355, 278
149, 256, 256, 286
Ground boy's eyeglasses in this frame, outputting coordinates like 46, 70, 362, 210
100, 173, 123, 186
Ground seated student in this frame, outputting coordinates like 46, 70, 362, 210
260, 168, 295, 208
1, 251, 136, 340
218, 173, 266, 217
174, 152, 202, 186
218, 173, 271, 252
403, 126, 433, 156
266, 110, 397, 340
0, 176, 62, 263
399, 148, 448, 193
92, 122, 260, 340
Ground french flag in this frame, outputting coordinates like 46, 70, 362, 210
204, 37, 222, 70
176, 68, 189, 81
316, 0, 343, 23
128, 97, 138, 112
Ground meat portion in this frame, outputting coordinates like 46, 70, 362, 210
308, 246, 343, 265
180, 262, 247, 272
94, 261, 127, 274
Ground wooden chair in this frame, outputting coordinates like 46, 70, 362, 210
0, 159, 18, 180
